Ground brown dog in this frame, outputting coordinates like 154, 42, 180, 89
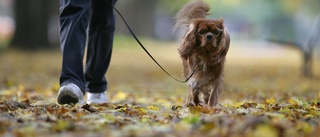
175, 0, 230, 107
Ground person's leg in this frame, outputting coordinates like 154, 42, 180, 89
85, 0, 116, 104
85, 0, 116, 93
58, 0, 90, 104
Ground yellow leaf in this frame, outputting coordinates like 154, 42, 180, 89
279, 107, 291, 114
298, 122, 313, 134
288, 98, 296, 105
234, 102, 243, 108
257, 103, 266, 110
252, 124, 278, 137
266, 97, 275, 105
51, 83, 60, 92
136, 97, 148, 104
188, 106, 201, 116
264, 112, 285, 119
288, 97, 304, 107
307, 110, 320, 117
104, 114, 116, 123
147, 105, 160, 111
113, 91, 128, 101
18, 84, 25, 92
156, 99, 171, 107
141, 117, 150, 123
53, 120, 73, 132
176, 97, 183, 105
200, 122, 215, 133
0, 89, 12, 96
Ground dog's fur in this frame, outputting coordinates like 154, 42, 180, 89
175, 0, 230, 107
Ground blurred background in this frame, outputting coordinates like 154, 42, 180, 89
0, 0, 319, 77
0, 0, 319, 101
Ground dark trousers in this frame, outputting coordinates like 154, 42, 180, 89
59, 0, 117, 94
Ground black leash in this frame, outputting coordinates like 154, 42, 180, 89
108, 1, 196, 83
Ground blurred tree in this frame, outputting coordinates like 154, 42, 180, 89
115, 0, 190, 40
270, 0, 320, 78
115, 0, 158, 38
10, 0, 59, 50
207, 0, 320, 78
158, 0, 189, 13
295, 15, 320, 78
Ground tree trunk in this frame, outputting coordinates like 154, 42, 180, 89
302, 51, 313, 78
11, 0, 58, 50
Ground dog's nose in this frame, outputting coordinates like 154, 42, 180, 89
206, 33, 213, 40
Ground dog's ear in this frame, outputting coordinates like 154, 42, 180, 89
179, 22, 198, 59
219, 31, 230, 57
217, 18, 224, 30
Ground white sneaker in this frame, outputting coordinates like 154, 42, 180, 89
57, 83, 84, 105
87, 91, 107, 104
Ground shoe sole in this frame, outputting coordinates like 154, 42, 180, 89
57, 89, 79, 105
87, 100, 107, 104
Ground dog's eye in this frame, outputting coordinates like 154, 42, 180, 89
213, 30, 219, 35
199, 30, 205, 35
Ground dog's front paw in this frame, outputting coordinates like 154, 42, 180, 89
185, 100, 196, 107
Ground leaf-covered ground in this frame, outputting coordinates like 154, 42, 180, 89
0, 39, 320, 137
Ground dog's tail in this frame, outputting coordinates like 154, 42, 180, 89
174, 0, 210, 31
